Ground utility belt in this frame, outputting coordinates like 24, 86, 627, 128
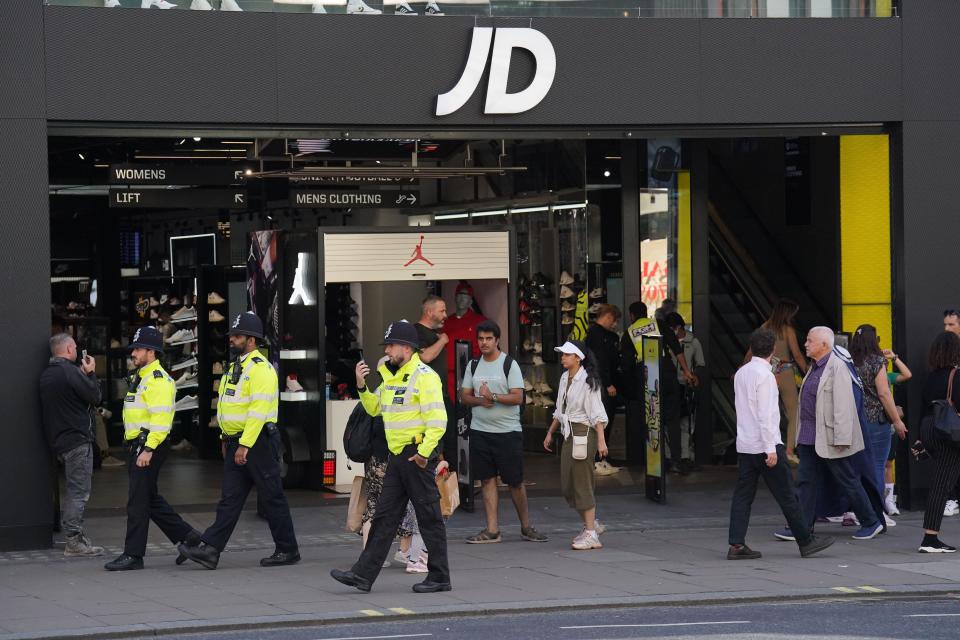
127, 428, 150, 456
221, 423, 279, 444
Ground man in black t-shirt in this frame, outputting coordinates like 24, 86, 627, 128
416, 295, 457, 471
655, 299, 699, 473
586, 303, 624, 473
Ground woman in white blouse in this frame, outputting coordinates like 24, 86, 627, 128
543, 340, 609, 550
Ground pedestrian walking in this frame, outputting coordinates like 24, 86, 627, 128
882, 347, 912, 515
104, 327, 200, 571
727, 328, 834, 560
543, 341, 608, 551
665, 311, 705, 472
331, 320, 451, 593
917, 331, 960, 553
585, 303, 622, 475
178, 312, 299, 569
39, 333, 104, 557
461, 320, 547, 544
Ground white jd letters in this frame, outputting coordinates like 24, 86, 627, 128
436, 27, 556, 116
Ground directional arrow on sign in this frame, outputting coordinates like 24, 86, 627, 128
234, 193, 245, 204
394, 193, 418, 206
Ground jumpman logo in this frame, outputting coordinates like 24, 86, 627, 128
403, 235, 435, 267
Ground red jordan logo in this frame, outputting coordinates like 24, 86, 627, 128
404, 235, 435, 267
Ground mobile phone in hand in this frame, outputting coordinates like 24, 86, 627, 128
82, 349, 88, 361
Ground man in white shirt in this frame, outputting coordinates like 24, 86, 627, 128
728, 328, 834, 560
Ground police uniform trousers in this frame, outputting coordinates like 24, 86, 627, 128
201, 428, 298, 553
352, 444, 450, 585
124, 439, 193, 558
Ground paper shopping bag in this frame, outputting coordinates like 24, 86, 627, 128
436, 470, 460, 517
346, 475, 366, 533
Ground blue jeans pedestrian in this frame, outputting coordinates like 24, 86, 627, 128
865, 420, 892, 493
58, 443, 93, 539
796, 443, 879, 531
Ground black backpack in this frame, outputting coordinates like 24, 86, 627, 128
343, 402, 378, 463
467, 354, 524, 417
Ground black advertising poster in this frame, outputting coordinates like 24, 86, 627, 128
108, 188, 248, 209
289, 189, 419, 208
643, 334, 666, 504
109, 164, 246, 185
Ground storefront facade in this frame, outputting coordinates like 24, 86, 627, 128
2, 0, 956, 549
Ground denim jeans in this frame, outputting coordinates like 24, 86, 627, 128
865, 420, 892, 493
58, 443, 93, 539
796, 443, 879, 530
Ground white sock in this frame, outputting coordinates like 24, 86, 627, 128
885, 483, 894, 496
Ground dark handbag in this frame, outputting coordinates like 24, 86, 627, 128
932, 368, 960, 443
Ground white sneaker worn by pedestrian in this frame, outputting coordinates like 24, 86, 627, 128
884, 488, 900, 516
945, 499, 959, 517
64, 535, 104, 557
406, 554, 428, 573
347, 0, 381, 13
571, 530, 602, 550
883, 512, 896, 527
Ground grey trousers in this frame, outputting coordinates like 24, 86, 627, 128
59, 443, 93, 539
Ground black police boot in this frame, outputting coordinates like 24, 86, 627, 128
177, 542, 220, 570
260, 549, 301, 567
330, 568, 372, 593
412, 579, 452, 593
176, 529, 203, 566
104, 554, 144, 571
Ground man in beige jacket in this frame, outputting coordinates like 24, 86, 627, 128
774, 327, 883, 542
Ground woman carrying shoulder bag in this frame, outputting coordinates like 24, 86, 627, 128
918, 331, 960, 554
543, 340, 608, 551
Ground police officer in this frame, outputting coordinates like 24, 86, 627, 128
331, 320, 451, 593
177, 312, 299, 569
104, 326, 201, 571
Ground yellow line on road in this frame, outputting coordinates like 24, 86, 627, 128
360, 609, 385, 617
858, 586, 886, 593
389, 608, 415, 614
832, 587, 859, 593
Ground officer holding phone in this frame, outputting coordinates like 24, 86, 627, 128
104, 326, 200, 571
178, 312, 299, 570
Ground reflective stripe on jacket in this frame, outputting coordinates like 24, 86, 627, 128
123, 358, 175, 449
217, 349, 279, 448
359, 353, 446, 458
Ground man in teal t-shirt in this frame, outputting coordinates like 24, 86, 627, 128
460, 320, 547, 545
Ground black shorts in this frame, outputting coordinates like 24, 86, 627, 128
470, 429, 524, 487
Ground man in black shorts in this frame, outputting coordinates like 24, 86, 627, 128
460, 320, 547, 544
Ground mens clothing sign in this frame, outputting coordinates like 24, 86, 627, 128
323, 232, 509, 283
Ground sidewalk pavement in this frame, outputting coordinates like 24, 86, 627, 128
3, 467, 960, 639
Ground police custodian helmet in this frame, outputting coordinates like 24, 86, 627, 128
129, 326, 164, 353
381, 320, 420, 349
228, 311, 265, 339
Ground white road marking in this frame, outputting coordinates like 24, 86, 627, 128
906, 614, 960, 618
314, 634, 433, 640
560, 621, 751, 629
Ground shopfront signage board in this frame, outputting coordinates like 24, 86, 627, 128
643, 335, 666, 504
291, 190, 418, 208
324, 231, 509, 283
108, 188, 248, 209
109, 164, 246, 185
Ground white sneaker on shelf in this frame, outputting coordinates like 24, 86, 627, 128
535, 381, 552, 394
166, 328, 196, 344
190, 0, 212, 8
588, 303, 602, 315
220, 0, 243, 10
209, 309, 226, 322
312, 2, 327, 12
561, 301, 576, 312
571, 530, 602, 550
525, 394, 534, 405
424, 0, 443, 14
286, 375, 304, 393
945, 499, 959, 517
560, 285, 575, 299
589, 287, 605, 299
169, 439, 193, 452
560, 270, 574, 285
104, 0, 121, 7
532, 355, 545, 366
170, 355, 197, 372
175, 371, 198, 388
561, 313, 574, 325
522, 339, 534, 352
394, 1, 416, 14
170, 305, 196, 321
175, 395, 198, 411
533, 341, 543, 354
523, 379, 534, 392
142, 0, 177, 7
207, 291, 226, 304
149, 309, 159, 320
538, 395, 555, 408
212, 361, 224, 375
347, 0, 382, 13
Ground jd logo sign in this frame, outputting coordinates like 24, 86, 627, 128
436, 27, 556, 117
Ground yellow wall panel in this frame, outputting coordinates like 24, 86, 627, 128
676, 171, 692, 323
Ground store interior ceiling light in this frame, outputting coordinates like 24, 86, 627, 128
247, 166, 527, 179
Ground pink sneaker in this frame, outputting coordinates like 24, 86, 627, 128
405, 558, 428, 573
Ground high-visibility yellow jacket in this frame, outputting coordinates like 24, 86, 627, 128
123, 358, 175, 449
359, 353, 447, 459
216, 349, 279, 448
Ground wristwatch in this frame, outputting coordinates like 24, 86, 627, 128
491, 393, 498, 403
143, 446, 154, 453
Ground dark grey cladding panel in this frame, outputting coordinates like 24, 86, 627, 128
0, 1, 45, 118
44, 6, 278, 123
0, 118, 52, 540
902, 0, 960, 121
699, 18, 902, 124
